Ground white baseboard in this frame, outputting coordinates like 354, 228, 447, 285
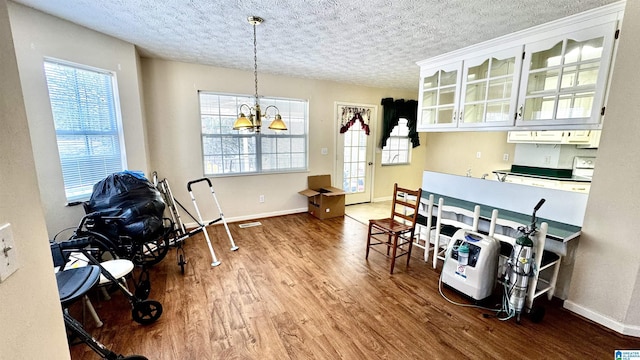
181, 207, 308, 229
563, 300, 640, 337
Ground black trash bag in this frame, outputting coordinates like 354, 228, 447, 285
86, 171, 165, 243
121, 215, 165, 242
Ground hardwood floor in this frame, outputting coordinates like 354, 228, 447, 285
69, 213, 640, 359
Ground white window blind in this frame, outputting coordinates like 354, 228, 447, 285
44, 60, 126, 202
199, 92, 308, 176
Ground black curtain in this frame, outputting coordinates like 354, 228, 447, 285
380, 98, 420, 148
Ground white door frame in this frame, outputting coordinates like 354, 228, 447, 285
334, 101, 377, 205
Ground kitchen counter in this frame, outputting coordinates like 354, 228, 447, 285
421, 171, 589, 256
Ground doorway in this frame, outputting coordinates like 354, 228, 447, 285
335, 102, 377, 205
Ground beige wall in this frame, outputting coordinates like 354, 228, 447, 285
0, 0, 70, 358
564, 0, 640, 334
141, 58, 423, 221
423, 131, 516, 178
8, 2, 149, 238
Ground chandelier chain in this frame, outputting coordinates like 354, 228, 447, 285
253, 22, 259, 101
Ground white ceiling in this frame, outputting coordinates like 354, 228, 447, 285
12, 0, 619, 91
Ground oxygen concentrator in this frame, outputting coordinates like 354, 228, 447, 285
441, 230, 500, 301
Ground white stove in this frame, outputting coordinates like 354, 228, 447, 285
573, 156, 595, 179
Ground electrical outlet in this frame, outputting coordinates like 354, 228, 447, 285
503, 153, 509, 161
321, 147, 328, 155
476, 151, 481, 159
544, 156, 551, 165
259, 195, 265, 203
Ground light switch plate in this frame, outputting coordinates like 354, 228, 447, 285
0, 223, 19, 282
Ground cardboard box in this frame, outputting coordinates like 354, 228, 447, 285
299, 175, 346, 219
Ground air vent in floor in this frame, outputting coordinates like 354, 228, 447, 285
238, 221, 262, 228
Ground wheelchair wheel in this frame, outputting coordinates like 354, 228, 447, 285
132, 300, 163, 325
71, 231, 118, 262
132, 231, 169, 267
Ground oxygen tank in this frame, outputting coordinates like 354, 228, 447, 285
507, 234, 534, 320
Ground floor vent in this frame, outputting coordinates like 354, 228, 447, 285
239, 221, 262, 228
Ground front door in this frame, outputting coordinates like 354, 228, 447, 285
335, 102, 376, 205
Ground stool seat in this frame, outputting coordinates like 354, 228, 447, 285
56, 266, 101, 306
99, 259, 135, 285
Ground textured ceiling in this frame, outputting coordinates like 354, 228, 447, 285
12, 0, 620, 90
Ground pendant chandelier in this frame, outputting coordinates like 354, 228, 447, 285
232, 16, 287, 133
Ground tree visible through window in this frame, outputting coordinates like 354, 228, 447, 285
44, 59, 126, 202
381, 118, 411, 165
199, 92, 308, 176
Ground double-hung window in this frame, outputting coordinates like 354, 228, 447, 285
44, 59, 126, 202
381, 118, 411, 165
199, 92, 308, 176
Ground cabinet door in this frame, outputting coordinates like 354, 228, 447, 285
459, 46, 523, 128
576, 130, 601, 148
507, 131, 536, 142
562, 130, 592, 144
533, 130, 564, 142
417, 61, 463, 130
516, 21, 618, 127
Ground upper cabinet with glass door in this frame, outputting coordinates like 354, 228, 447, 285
417, 61, 462, 130
459, 47, 523, 128
415, 2, 623, 132
516, 22, 618, 127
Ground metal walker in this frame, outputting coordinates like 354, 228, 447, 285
153, 173, 237, 271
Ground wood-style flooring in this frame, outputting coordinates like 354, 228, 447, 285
68, 213, 640, 359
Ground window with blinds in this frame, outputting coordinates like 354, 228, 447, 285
44, 60, 126, 202
199, 92, 308, 176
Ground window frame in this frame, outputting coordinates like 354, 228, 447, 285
43, 58, 127, 203
381, 117, 412, 166
198, 91, 309, 177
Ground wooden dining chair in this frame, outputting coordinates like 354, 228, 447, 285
365, 183, 422, 274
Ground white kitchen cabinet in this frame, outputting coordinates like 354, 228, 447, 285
418, 48, 522, 131
576, 130, 601, 148
415, 3, 623, 133
507, 129, 600, 145
459, 47, 523, 128
507, 131, 535, 142
562, 130, 592, 143
516, 22, 618, 127
533, 130, 564, 142
503, 175, 589, 193
417, 62, 463, 130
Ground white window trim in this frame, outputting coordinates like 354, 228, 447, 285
44, 57, 127, 202
199, 92, 309, 177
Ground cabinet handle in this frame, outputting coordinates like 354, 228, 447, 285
517, 105, 523, 120
459, 111, 463, 122
452, 111, 457, 122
